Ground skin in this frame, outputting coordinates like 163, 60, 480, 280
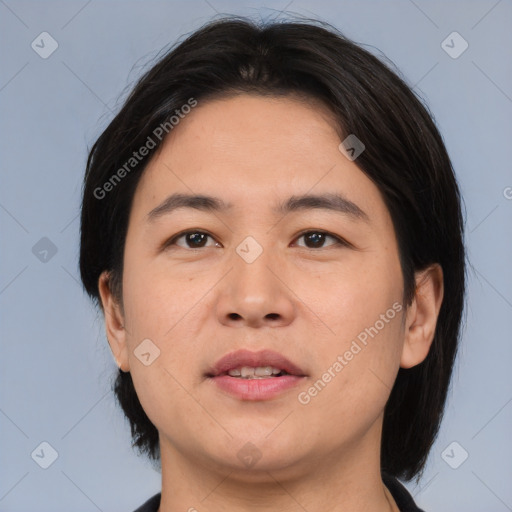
98, 94, 443, 512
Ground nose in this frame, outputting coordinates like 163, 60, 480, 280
215, 245, 296, 329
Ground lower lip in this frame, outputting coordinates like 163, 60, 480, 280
210, 375, 305, 401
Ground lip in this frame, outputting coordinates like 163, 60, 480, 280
206, 349, 307, 401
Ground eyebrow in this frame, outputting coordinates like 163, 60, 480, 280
146, 192, 370, 223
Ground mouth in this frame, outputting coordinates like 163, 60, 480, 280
217, 366, 291, 379
206, 348, 306, 378
205, 349, 307, 401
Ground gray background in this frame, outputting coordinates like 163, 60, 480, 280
1, 0, 511, 510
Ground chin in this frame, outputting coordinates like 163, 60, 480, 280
207, 433, 307, 475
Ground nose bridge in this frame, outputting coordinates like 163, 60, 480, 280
216, 233, 295, 327
232, 234, 279, 303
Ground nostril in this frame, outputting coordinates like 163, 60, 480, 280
266, 313, 279, 320
228, 313, 242, 320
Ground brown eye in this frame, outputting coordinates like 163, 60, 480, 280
294, 231, 346, 249
167, 231, 218, 249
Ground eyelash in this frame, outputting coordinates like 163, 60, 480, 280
164, 229, 350, 251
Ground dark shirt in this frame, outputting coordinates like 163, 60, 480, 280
133, 473, 424, 512
382, 472, 425, 512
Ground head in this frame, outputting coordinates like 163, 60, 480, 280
80, 17, 465, 482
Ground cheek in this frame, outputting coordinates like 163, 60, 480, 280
299, 312, 403, 443
295, 258, 404, 421
120, 261, 206, 425
122, 256, 206, 340
121, 257, 217, 402
292, 254, 403, 345
129, 360, 205, 446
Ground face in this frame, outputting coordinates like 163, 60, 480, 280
102, 94, 425, 480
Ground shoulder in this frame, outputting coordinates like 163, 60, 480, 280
382, 473, 425, 512
132, 492, 161, 512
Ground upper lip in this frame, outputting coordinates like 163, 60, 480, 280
206, 349, 307, 377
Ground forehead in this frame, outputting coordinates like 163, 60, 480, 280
130, 94, 388, 226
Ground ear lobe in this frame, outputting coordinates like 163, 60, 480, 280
98, 271, 130, 372
400, 264, 444, 369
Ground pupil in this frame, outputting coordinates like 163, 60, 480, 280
187, 233, 207, 247
306, 232, 325, 248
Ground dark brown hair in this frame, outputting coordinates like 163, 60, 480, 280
79, 16, 466, 481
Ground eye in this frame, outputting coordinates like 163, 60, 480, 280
164, 229, 349, 251
166, 230, 219, 250
293, 230, 348, 249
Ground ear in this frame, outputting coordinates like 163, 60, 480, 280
400, 264, 444, 369
98, 270, 130, 372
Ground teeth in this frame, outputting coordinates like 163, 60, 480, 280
241, 366, 254, 378
227, 366, 285, 379
255, 366, 273, 376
